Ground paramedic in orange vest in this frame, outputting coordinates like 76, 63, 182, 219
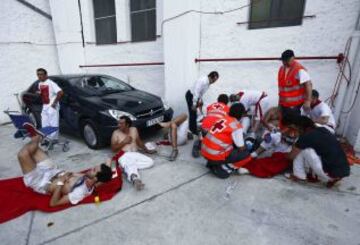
201, 103, 252, 179
278, 50, 312, 117
201, 94, 230, 132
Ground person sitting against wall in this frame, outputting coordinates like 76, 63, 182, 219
111, 116, 156, 190
285, 115, 350, 188
301, 89, 336, 134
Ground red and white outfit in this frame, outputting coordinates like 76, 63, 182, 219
201, 102, 229, 132
278, 61, 310, 108
235, 90, 270, 133
38, 79, 62, 140
301, 100, 336, 134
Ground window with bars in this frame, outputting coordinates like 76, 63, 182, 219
249, 0, 306, 29
93, 0, 117, 44
130, 0, 156, 42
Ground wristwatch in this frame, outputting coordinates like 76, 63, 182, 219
56, 181, 64, 186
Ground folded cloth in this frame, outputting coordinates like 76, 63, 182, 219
0, 166, 122, 224
243, 152, 291, 178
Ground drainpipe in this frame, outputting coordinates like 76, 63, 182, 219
15, 0, 52, 20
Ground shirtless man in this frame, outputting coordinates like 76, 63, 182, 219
19, 123, 112, 207
111, 116, 155, 190
262, 106, 281, 131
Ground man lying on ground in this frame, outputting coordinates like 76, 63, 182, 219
286, 116, 350, 187
301, 89, 336, 134
19, 123, 112, 207
229, 90, 270, 135
158, 113, 190, 161
201, 103, 252, 179
111, 116, 155, 190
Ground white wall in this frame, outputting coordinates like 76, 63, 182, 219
49, 0, 165, 97
163, 0, 201, 114
0, 0, 60, 123
197, 0, 360, 108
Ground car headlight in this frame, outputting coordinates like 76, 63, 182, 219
161, 98, 170, 110
107, 109, 137, 121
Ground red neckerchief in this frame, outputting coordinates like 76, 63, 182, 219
237, 91, 244, 99
311, 99, 322, 109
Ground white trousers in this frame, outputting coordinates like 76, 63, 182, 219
41, 106, 59, 140
169, 120, 189, 146
118, 152, 154, 182
293, 148, 331, 182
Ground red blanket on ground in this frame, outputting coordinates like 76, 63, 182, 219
0, 167, 122, 224
244, 152, 291, 178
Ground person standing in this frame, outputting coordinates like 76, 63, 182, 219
185, 71, 219, 136
278, 50, 312, 117
36, 68, 63, 140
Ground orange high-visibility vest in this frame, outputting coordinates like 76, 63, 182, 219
201, 116, 241, 161
201, 102, 229, 131
278, 61, 306, 107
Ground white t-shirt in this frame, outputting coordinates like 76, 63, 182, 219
68, 181, 93, 205
231, 128, 244, 147
302, 101, 336, 128
296, 69, 311, 84
239, 90, 263, 111
38, 79, 62, 109
191, 76, 210, 106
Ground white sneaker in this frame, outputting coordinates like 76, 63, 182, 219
237, 168, 250, 175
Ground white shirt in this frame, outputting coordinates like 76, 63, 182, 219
68, 181, 93, 205
38, 79, 62, 109
296, 69, 311, 84
191, 76, 210, 106
231, 128, 244, 148
302, 101, 336, 128
239, 90, 263, 111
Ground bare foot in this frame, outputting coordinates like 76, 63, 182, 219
133, 179, 145, 191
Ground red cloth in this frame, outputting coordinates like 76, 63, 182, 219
244, 152, 291, 178
0, 167, 122, 224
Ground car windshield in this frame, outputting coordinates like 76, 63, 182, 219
79, 76, 132, 94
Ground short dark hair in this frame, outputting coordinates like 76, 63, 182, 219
229, 103, 245, 120
217, 94, 229, 104
119, 115, 132, 127
281, 50, 295, 61
312, 89, 319, 98
96, 164, 113, 183
229, 94, 239, 103
36, 68, 47, 75
208, 71, 219, 79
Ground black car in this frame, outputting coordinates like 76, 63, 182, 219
22, 74, 173, 149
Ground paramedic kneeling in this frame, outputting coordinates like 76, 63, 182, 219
201, 103, 252, 179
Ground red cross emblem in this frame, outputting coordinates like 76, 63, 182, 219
212, 103, 223, 110
210, 119, 227, 134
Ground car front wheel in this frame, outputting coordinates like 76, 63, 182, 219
80, 119, 104, 149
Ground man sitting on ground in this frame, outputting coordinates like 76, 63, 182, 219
201, 103, 252, 179
158, 113, 189, 161
301, 89, 336, 134
286, 116, 350, 187
19, 123, 112, 207
111, 116, 155, 190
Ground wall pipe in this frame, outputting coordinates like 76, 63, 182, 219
79, 54, 344, 68
195, 54, 344, 63
79, 62, 164, 68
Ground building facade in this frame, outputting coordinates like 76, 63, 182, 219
1, 0, 360, 153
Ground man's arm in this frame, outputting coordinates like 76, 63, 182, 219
232, 128, 246, 151
111, 131, 131, 152
51, 90, 64, 108
287, 146, 301, 160
134, 129, 155, 154
300, 69, 312, 112
49, 185, 70, 207
313, 116, 329, 125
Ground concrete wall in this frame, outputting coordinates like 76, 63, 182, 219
49, 0, 165, 97
197, 0, 360, 108
0, 0, 60, 123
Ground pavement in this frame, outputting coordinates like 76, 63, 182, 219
0, 123, 360, 245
